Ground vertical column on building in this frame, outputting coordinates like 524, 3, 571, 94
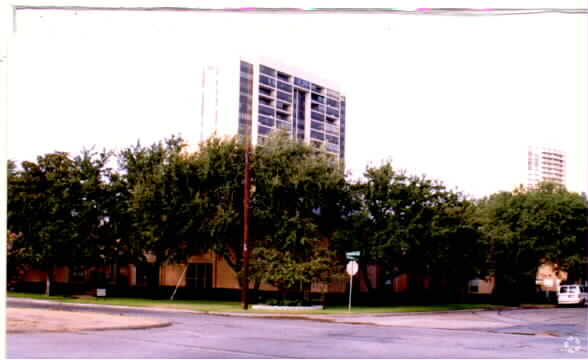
238, 61, 254, 140
339, 97, 346, 163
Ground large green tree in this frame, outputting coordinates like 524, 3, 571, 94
477, 182, 588, 303
119, 136, 210, 289
8, 152, 91, 294
339, 162, 485, 298
249, 133, 348, 301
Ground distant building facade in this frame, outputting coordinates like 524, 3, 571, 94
199, 56, 347, 163
527, 146, 566, 188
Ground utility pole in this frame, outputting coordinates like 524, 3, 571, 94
241, 138, 252, 310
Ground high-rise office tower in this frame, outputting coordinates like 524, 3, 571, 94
527, 146, 566, 188
199, 56, 346, 163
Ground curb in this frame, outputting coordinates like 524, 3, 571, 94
7, 297, 556, 320
7, 321, 173, 334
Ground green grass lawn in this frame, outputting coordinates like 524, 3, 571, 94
8, 292, 508, 314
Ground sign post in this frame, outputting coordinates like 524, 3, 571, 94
346, 260, 358, 312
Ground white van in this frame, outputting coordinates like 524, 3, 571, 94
558, 285, 588, 306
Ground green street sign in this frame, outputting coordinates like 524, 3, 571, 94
346, 251, 360, 260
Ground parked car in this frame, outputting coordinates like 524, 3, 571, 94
558, 285, 588, 306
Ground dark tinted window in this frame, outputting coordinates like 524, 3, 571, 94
258, 97, 273, 106
311, 111, 324, 121
277, 91, 292, 102
311, 93, 325, 104
258, 105, 274, 117
259, 75, 275, 87
326, 107, 339, 117
259, 86, 273, 96
259, 65, 276, 76
276, 112, 289, 121
311, 103, 325, 113
327, 98, 339, 108
311, 121, 324, 131
277, 72, 291, 82
276, 101, 290, 111
311, 83, 323, 93
258, 126, 272, 135
258, 116, 274, 127
327, 135, 339, 144
277, 81, 292, 93
311, 131, 325, 140
294, 77, 311, 89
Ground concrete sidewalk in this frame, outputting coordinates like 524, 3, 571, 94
7, 299, 172, 333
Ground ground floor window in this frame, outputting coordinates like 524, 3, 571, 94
186, 263, 212, 289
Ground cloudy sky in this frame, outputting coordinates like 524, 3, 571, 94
5, 1, 587, 198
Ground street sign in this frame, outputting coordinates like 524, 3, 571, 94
346, 261, 359, 276
346, 251, 360, 260
346, 260, 359, 312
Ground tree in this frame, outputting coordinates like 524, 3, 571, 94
342, 161, 485, 298
7, 153, 84, 295
249, 247, 343, 304
249, 133, 349, 302
188, 136, 248, 289
477, 182, 588, 304
119, 136, 210, 290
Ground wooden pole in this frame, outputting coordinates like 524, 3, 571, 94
241, 140, 251, 310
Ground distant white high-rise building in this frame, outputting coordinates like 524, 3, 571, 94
199, 55, 346, 163
527, 146, 566, 188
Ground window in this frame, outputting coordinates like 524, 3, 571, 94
294, 77, 311, 89
258, 97, 273, 106
277, 91, 292, 102
186, 263, 212, 289
259, 86, 273, 96
311, 111, 324, 121
327, 135, 339, 144
259, 65, 276, 76
259, 75, 275, 87
277, 81, 292, 93
240, 61, 253, 72
277, 72, 291, 82
240, 82, 252, 94
70, 266, 85, 283
326, 98, 339, 108
276, 112, 289, 121
311, 130, 325, 140
311, 93, 325, 104
326, 107, 339, 118
258, 105, 274, 117
311, 103, 325, 113
276, 101, 290, 111
311, 83, 324, 93
311, 121, 324, 131
258, 125, 272, 135
258, 115, 274, 127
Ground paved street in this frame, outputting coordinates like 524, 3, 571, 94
7, 300, 588, 358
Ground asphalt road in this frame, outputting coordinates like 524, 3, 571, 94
7, 301, 588, 358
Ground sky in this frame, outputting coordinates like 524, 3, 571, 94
5, 2, 588, 198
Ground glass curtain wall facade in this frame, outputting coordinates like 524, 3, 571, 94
248, 63, 346, 162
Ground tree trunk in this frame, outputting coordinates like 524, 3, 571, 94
44, 267, 52, 296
